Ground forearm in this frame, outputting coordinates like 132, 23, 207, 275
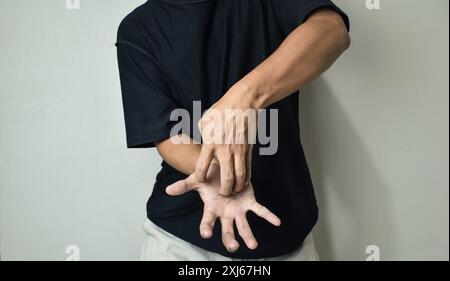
223, 9, 350, 110
156, 135, 201, 175
174, 10, 349, 193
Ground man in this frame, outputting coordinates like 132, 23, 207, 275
116, 0, 350, 261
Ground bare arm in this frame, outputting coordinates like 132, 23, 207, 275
156, 134, 201, 175
230, 9, 350, 109
196, 9, 351, 195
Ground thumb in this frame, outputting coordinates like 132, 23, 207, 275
166, 175, 197, 196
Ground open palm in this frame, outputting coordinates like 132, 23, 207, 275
166, 163, 281, 253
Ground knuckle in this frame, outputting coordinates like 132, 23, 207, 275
236, 170, 245, 179
241, 224, 250, 232
223, 174, 234, 183
249, 201, 259, 209
225, 146, 234, 154
242, 234, 253, 240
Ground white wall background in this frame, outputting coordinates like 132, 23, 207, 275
302, 0, 449, 260
0, 0, 448, 261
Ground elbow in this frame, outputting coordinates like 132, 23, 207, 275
328, 12, 351, 52
308, 10, 351, 52
337, 26, 351, 52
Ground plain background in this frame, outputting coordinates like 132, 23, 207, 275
0, 0, 448, 261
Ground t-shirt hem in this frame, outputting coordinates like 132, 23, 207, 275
127, 130, 172, 148
146, 212, 315, 260
301, 2, 351, 32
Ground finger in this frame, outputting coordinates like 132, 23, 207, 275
220, 217, 239, 252
244, 146, 253, 186
236, 215, 258, 250
219, 154, 234, 196
195, 146, 214, 182
166, 175, 197, 196
200, 209, 216, 239
250, 203, 281, 226
233, 153, 246, 193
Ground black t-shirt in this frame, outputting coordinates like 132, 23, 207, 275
116, 0, 349, 259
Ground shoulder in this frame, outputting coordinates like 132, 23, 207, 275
116, 2, 161, 43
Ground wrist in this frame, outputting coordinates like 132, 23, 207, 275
221, 76, 266, 110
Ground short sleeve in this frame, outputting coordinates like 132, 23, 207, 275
271, 0, 350, 35
116, 39, 178, 148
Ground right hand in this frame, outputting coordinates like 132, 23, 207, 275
195, 82, 258, 196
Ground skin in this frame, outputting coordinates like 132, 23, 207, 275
156, 9, 350, 252
195, 9, 351, 196
166, 160, 280, 252
157, 134, 280, 252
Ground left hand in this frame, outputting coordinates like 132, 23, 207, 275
166, 162, 281, 252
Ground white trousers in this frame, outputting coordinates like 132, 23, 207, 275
140, 219, 320, 261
